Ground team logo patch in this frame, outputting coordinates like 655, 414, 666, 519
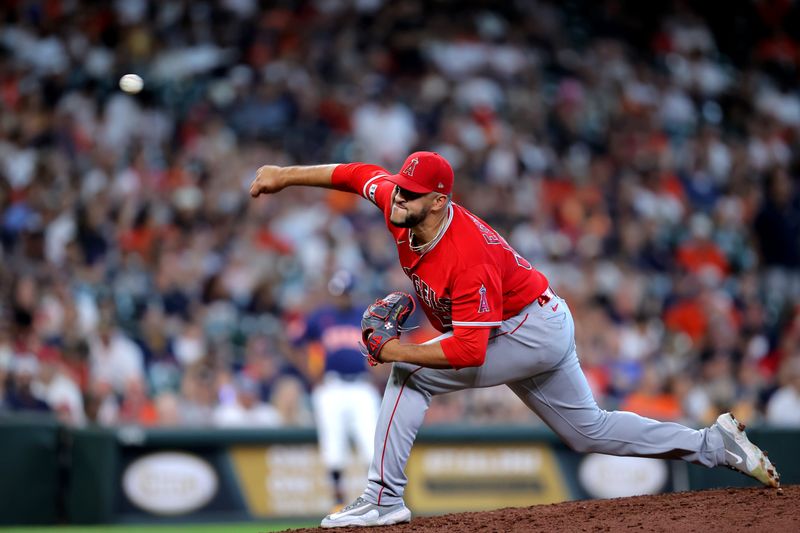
477, 285, 490, 313
368, 183, 378, 203
402, 158, 419, 177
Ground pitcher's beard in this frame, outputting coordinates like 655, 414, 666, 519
390, 207, 428, 228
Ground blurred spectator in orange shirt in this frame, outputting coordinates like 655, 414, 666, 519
620, 364, 683, 422
676, 214, 729, 278
118, 378, 159, 426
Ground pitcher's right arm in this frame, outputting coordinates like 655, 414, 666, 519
250, 163, 396, 214
249, 164, 339, 197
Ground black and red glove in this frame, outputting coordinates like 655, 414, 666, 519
360, 291, 416, 366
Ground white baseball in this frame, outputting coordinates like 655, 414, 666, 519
119, 74, 144, 94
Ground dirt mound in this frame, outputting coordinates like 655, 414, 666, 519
286, 485, 798, 533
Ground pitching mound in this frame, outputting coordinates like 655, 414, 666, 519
286, 485, 798, 533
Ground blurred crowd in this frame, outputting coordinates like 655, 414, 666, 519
1, 0, 800, 430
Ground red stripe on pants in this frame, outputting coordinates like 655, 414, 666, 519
377, 366, 422, 505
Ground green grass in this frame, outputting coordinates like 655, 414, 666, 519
2, 522, 319, 533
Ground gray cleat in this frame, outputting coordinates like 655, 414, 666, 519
715, 412, 780, 488
321, 496, 411, 528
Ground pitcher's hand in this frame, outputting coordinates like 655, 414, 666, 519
250, 165, 285, 197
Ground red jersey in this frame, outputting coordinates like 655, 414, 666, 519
332, 163, 549, 334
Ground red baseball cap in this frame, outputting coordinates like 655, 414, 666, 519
385, 151, 454, 195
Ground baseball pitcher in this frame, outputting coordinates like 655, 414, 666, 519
250, 151, 780, 528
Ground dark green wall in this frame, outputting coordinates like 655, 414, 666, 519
0, 415, 797, 526
0, 415, 61, 525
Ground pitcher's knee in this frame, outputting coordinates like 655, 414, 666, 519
388, 363, 433, 398
558, 411, 610, 453
565, 436, 604, 454
388, 362, 418, 385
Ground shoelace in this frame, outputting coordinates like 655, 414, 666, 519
341, 497, 368, 512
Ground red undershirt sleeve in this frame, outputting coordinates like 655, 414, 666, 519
440, 326, 491, 369
331, 163, 395, 211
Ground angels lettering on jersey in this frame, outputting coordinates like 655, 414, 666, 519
407, 270, 452, 329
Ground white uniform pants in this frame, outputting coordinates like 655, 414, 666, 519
363, 295, 727, 506
312, 373, 381, 470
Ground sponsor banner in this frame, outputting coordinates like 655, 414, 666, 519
122, 452, 219, 516
115, 447, 247, 520
231, 443, 570, 516
229, 445, 367, 516
578, 454, 668, 499
405, 444, 569, 513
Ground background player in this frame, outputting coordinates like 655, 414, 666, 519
252, 151, 780, 528
290, 270, 381, 510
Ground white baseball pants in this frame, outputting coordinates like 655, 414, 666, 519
362, 294, 727, 506
312, 374, 381, 470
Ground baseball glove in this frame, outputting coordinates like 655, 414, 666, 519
361, 291, 416, 366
